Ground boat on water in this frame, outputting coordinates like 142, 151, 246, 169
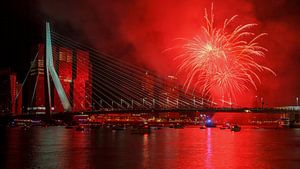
131, 124, 151, 134
199, 125, 206, 129
278, 118, 290, 128
220, 122, 231, 130
75, 125, 84, 131
112, 125, 126, 131
205, 119, 216, 128
174, 123, 184, 129
231, 124, 241, 132
150, 126, 162, 130
219, 126, 227, 130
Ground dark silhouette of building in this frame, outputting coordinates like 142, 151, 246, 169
0, 68, 22, 115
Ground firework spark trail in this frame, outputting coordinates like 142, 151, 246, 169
175, 4, 276, 102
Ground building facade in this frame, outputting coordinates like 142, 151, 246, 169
0, 69, 22, 115
27, 44, 46, 114
27, 43, 92, 114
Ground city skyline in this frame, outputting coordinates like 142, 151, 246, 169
1, 2, 300, 168
1, 0, 300, 106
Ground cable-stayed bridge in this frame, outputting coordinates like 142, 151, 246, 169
20, 23, 300, 116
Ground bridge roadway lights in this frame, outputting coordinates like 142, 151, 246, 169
57, 107, 300, 115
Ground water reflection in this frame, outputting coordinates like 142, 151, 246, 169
1, 127, 300, 169
142, 134, 149, 169
205, 128, 212, 168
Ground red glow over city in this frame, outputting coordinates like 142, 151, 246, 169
1, 1, 300, 169
38, 0, 300, 106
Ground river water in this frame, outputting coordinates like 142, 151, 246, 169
1, 126, 300, 169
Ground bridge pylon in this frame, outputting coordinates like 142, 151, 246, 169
45, 22, 72, 113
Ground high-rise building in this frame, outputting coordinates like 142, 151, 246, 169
15, 82, 23, 114
27, 43, 46, 114
73, 50, 92, 111
0, 68, 22, 115
164, 75, 180, 108
10, 73, 16, 114
141, 71, 155, 107
53, 47, 73, 112
27, 43, 92, 113
142, 71, 154, 99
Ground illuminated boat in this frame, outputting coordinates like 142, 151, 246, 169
205, 119, 216, 128
278, 118, 290, 128
75, 125, 84, 131
112, 125, 126, 130
220, 122, 231, 130
231, 124, 241, 132
174, 123, 184, 129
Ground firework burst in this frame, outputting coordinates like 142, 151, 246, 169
175, 4, 275, 101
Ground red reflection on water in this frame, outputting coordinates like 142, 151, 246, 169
60, 129, 89, 169
5, 129, 23, 169
142, 134, 150, 169
205, 128, 212, 168
153, 128, 266, 169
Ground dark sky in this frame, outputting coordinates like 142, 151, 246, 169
1, 0, 300, 106
1, 0, 41, 75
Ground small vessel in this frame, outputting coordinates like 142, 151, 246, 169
231, 124, 241, 132
112, 125, 126, 131
131, 124, 151, 134
205, 119, 216, 128
174, 123, 184, 129
199, 125, 206, 129
75, 125, 84, 131
219, 126, 227, 130
220, 123, 231, 130
150, 126, 162, 130
278, 118, 290, 128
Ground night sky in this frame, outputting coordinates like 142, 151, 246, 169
1, 0, 300, 106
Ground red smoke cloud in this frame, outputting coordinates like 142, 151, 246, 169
39, 0, 300, 107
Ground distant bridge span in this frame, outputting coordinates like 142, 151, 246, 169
52, 107, 300, 116
6, 107, 299, 121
